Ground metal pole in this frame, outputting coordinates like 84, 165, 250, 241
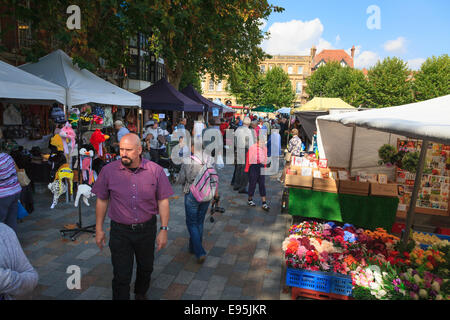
401, 139, 430, 246
348, 125, 356, 174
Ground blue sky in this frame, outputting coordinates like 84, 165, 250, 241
261, 0, 450, 69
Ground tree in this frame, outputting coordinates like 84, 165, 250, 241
179, 65, 203, 93
139, 0, 283, 89
1, 0, 133, 74
261, 66, 296, 108
412, 54, 450, 102
306, 61, 342, 98
227, 61, 265, 107
305, 62, 369, 107
366, 57, 414, 108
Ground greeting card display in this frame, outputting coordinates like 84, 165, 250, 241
396, 139, 450, 213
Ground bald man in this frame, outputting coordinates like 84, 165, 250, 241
92, 133, 174, 300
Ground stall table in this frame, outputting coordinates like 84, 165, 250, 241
288, 187, 399, 231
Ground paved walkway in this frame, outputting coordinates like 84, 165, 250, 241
15, 164, 293, 300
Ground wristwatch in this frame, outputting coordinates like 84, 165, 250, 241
160, 226, 169, 231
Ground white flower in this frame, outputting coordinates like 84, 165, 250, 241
369, 282, 380, 291
431, 281, 440, 292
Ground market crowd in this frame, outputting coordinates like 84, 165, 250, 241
0, 111, 306, 300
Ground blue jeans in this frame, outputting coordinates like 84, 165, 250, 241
184, 192, 210, 258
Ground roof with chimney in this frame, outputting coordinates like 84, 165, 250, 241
312, 47, 354, 69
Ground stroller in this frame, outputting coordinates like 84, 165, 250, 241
157, 140, 182, 184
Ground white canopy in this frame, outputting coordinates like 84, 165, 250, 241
19, 50, 141, 108
0, 59, 66, 105
316, 95, 450, 178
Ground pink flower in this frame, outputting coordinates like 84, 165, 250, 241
297, 246, 307, 258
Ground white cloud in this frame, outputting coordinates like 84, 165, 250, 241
354, 50, 381, 69
407, 58, 426, 70
261, 18, 333, 55
383, 37, 407, 54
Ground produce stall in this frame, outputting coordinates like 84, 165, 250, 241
285, 154, 399, 232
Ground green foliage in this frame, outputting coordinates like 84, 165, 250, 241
378, 144, 398, 166
401, 151, 420, 173
261, 66, 296, 108
352, 286, 378, 300
227, 62, 265, 107
412, 54, 450, 102
366, 57, 414, 108
305, 62, 368, 107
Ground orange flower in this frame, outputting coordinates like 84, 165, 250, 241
425, 262, 434, 270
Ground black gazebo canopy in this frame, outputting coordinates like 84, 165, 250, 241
136, 78, 203, 112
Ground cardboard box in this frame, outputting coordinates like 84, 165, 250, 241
339, 180, 370, 196
370, 183, 398, 197
285, 174, 313, 189
313, 177, 340, 193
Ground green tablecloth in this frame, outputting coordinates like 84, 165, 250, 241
288, 188, 399, 231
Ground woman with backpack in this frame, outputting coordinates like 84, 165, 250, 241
176, 144, 219, 264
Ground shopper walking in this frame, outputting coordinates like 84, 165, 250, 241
176, 143, 219, 263
0, 223, 38, 300
0, 153, 22, 232
233, 117, 254, 193
92, 133, 174, 300
245, 135, 270, 211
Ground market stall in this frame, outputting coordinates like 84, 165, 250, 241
136, 78, 203, 132
19, 49, 142, 137
316, 94, 450, 244
181, 84, 223, 121
290, 97, 356, 150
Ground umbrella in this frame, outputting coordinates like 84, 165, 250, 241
252, 104, 276, 113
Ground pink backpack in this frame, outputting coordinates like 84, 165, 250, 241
189, 155, 219, 202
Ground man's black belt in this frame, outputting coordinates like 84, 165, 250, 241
111, 215, 156, 230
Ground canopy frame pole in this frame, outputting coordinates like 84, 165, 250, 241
401, 139, 429, 247
138, 107, 143, 139
348, 125, 356, 174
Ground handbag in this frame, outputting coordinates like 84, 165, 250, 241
284, 151, 292, 162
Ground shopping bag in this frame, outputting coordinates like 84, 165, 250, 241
17, 201, 29, 220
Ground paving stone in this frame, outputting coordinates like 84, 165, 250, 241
203, 256, 220, 268
152, 273, 175, 290
193, 266, 216, 282
76, 286, 108, 300
164, 260, 187, 276
173, 270, 196, 285
75, 248, 100, 260
221, 286, 243, 299
208, 246, 227, 257
163, 283, 188, 300
185, 279, 208, 296
220, 253, 237, 265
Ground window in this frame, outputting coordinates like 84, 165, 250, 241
269, 64, 273, 70
217, 81, 223, 91
297, 66, 303, 74
296, 82, 302, 94
341, 60, 347, 67
288, 65, 293, 74
260, 65, 265, 73
209, 79, 215, 91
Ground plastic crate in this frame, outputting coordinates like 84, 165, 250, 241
286, 268, 331, 293
291, 286, 353, 300
413, 231, 450, 249
330, 273, 353, 296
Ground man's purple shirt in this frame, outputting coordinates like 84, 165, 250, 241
91, 158, 174, 225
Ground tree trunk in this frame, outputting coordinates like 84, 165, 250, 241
165, 61, 184, 90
